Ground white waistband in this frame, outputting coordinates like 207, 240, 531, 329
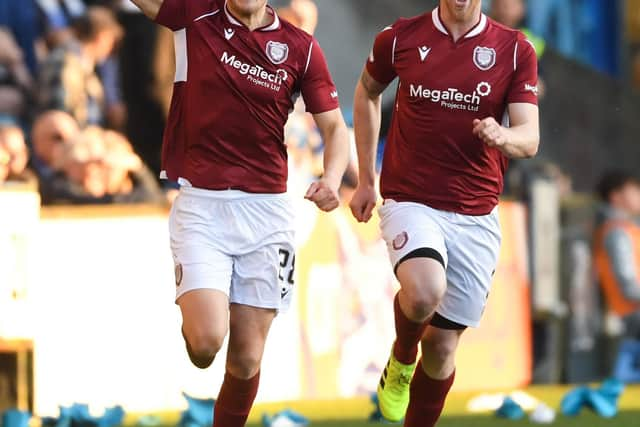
179, 185, 287, 201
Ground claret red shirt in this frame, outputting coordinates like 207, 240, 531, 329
156, 0, 339, 192
367, 8, 538, 215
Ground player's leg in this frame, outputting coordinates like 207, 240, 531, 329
178, 289, 229, 369
395, 258, 447, 362
404, 209, 501, 427
212, 304, 276, 427
212, 195, 295, 427
169, 190, 234, 369
376, 201, 448, 422
404, 324, 464, 427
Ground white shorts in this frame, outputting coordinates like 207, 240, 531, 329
169, 186, 296, 312
378, 200, 502, 327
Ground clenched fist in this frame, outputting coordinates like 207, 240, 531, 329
349, 184, 377, 223
305, 179, 340, 212
473, 117, 509, 149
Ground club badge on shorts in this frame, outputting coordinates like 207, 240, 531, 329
266, 41, 289, 65
175, 264, 183, 287
473, 46, 496, 71
392, 231, 409, 251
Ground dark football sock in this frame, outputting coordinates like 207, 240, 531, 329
212, 371, 260, 427
403, 361, 455, 427
393, 293, 429, 364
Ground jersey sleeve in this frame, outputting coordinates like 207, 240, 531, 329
300, 38, 340, 114
155, 0, 218, 31
365, 26, 397, 85
507, 33, 539, 105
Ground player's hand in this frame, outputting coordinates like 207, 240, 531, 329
305, 178, 340, 212
349, 184, 377, 223
473, 117, 509, 149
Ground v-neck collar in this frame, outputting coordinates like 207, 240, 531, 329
432, 7, 488, 42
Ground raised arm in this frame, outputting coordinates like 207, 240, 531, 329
349, 69, 389, 222
472, 102, 540, 159
304, 108, 350, 212
129, 0, 163, 20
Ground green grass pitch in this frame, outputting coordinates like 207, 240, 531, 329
240, 385, 640, 427
143, 385, 640, 427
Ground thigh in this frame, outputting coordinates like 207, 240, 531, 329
169, 192, 234, 301
231, 238, 296, 312
378, 201, 449, 274
439, 212, 501, 328
178, 289, 230, 343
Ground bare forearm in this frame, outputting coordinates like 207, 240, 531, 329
500, 122, 540, 159
353, 81, 381, 186
130, 0, 163, 20
320, 120, 350, 189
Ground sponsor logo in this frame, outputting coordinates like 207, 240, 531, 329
175, 264, 183, 287
221, 51, 288, 91
418, 46, 431, 62
266, 41, 289, 65
473, 46, 496, 71
409, 82, 492, 112
524, 83, 539, 96
331, 91, 339, 99
281, 287, 290, 299
392, 231, 409, 251
224, 28, 235, 40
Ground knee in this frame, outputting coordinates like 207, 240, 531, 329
227, 351, 262, 379
402, 281, 446, 320
185, 330, 224, 369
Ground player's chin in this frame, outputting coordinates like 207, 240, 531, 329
229, 0, 267, 14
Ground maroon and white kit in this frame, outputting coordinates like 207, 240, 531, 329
156, 0, 340, 309
368, 8, 538, 326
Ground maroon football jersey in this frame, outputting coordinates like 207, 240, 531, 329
156, 0, 339, 193
366, 8, 538, 215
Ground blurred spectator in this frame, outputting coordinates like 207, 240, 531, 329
100, 129, 163, 203
31, 109, 80, 175
0, 125, 36, 185
0, 0, 41, 76
0, 142, 8, 184
490, 0, 545, 97
38, 6, 123, 127
278, 0, 318, 35
117, 0, 167, 176
37, 0, 87, 48
594, 171, 640, 338
41, 123, 163, 204
0, 28, 34, 124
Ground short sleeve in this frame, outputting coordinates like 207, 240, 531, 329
507, 33, 539, 105
155, 0, 218, 31
365, 26, 397, 85
300, 39, 340, 114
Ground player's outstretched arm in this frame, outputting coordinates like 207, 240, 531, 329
129, 0, 164, 20
472, 103, 540, 159
304, 108, 350, 213
349, 69, 388, 223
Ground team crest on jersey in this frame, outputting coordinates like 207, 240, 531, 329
266, 41, 289, 65
392, 231, 409, 251
473, 46, 496, 71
